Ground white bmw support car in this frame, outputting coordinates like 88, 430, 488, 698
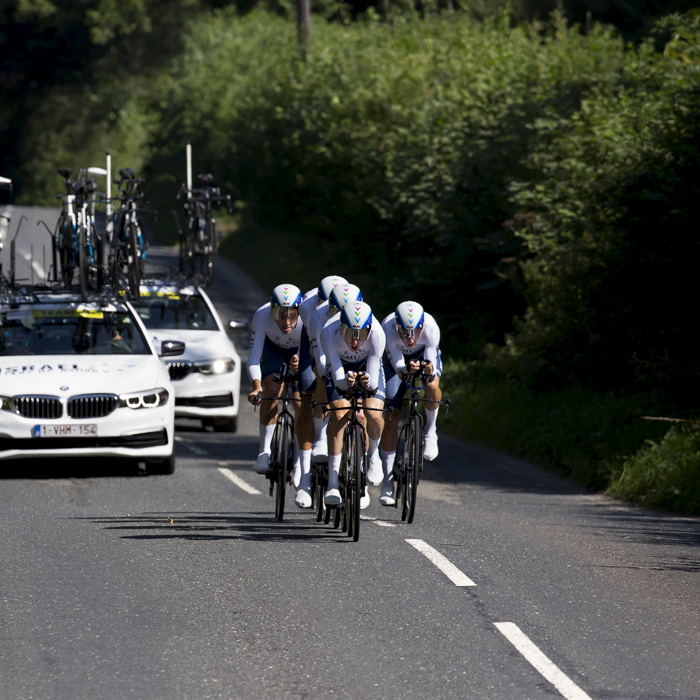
133, 284, 245, 432
0, 293, 181, 473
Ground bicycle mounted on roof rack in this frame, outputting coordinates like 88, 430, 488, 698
175, 174, 233, 286
109, 168, 156, 300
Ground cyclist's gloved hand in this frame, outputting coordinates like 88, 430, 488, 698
289, 354, 299, 376
345, 371, 357, 388
421, 360, 434, 377
357, 371, 370, 390
247, 390, 263, 406
407, 359, 421, 375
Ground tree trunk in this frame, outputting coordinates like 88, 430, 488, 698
296, 0, 312, 60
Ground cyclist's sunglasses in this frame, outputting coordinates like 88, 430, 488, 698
397, 325, 423, 341
342, 325, 371, 344
272, 306, 299, 322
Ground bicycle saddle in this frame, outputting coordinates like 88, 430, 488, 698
118, 168, 134, 179
58, 167, 73, 180
198, 173, 214, 184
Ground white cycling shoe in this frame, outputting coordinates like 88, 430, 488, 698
324, 488, 342, 506
295, 484, 312, 508
292, 464, 301, 490
311, 441, 328, 462
379, 476, 395, 506
423, 435, 439, 461
360, 486, 370, 510
253, 452, 270, 474
366, 454, 383, 486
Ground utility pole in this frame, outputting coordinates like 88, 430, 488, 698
296, 0, 312, 60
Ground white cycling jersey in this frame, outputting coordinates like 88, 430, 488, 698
320, 316, 386, 392
298, 288, 318, 330
310, 300, 337, 369
382, 311, 440, 376
247, 302, 303, 383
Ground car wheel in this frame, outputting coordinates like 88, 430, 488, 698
148, 453, 175, 475
207, 416, 238, 433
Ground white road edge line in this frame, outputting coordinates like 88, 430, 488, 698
218, 468, 262, 495
405, 538, 476, 586
360, 515, 396, 528
494, 622, 593, 700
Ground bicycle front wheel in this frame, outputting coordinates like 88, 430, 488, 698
404, 414, 422, 524
204, 219, 215, 285
347, 424, 363, 542
274, 415, 292, 521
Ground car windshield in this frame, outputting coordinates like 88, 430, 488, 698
133, 292, 218, 331
0, 308, 150, 356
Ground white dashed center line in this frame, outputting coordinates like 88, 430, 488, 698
218, 467, 263, 495
360, 515, 396, 528
405, 538, 476, 586
494, 623, 592, 700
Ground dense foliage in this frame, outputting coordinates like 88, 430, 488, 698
5, 2, 700, 511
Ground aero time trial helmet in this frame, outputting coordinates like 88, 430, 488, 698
395, 301, 425, 342
271, 284, 302, 321
340, 301, 373, 345
329, 284, 362, 317
317, 275, 348, 305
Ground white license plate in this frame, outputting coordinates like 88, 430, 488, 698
33, 424, 98, 438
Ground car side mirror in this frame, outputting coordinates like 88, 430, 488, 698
228, 319, 250, 332
160, 340, 186, 357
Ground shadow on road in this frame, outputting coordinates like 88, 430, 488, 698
0, 457, 145, 479
76, 511, 348, 542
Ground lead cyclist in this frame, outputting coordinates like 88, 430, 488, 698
378, 301, 442, 506
319, 300, 386, 509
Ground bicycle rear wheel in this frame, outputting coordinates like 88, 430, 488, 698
274, 415, 292, 521
78, 225, 88, 301
404, 414, 422, 524
58, 214, 75, 286
127, 221, 142, 299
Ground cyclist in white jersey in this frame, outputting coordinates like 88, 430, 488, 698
379, 301, 442, 505
320, 300, 386, 508
247, 284, 303, 474
293, 275, 347, 507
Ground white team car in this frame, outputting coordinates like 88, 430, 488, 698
133, 283, 245, 432
0, 293, 180, 473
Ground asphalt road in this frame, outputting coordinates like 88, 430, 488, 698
1, 247, 700, 700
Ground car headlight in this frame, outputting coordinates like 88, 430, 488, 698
0, 395, 13, 411
119, 388, 169, 409
194, 358, 235, 375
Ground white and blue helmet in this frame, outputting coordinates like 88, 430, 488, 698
395, 301, 425, 341
340, 301, 373, 344
329, 283, 362, 316
271, 283, 302, 321
318, 275, 348, 304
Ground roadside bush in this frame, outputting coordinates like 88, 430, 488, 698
608, 426, 700, 514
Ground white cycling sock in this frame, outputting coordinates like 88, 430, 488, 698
293, 435, 301, 473
368, 437, 380, 460
382, 450, 396, 477
328, 453, 341, 490
424, 407, 439, 437
300, 448, 311, 476
260, 423, 275, 455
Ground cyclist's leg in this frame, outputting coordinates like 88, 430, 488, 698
364, 360, 387, 489
295, 327, 314, 501
252, 340, 285, 473
422, 347, 443, 461
379, 355, 404, 504
324, 365, 350, 505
